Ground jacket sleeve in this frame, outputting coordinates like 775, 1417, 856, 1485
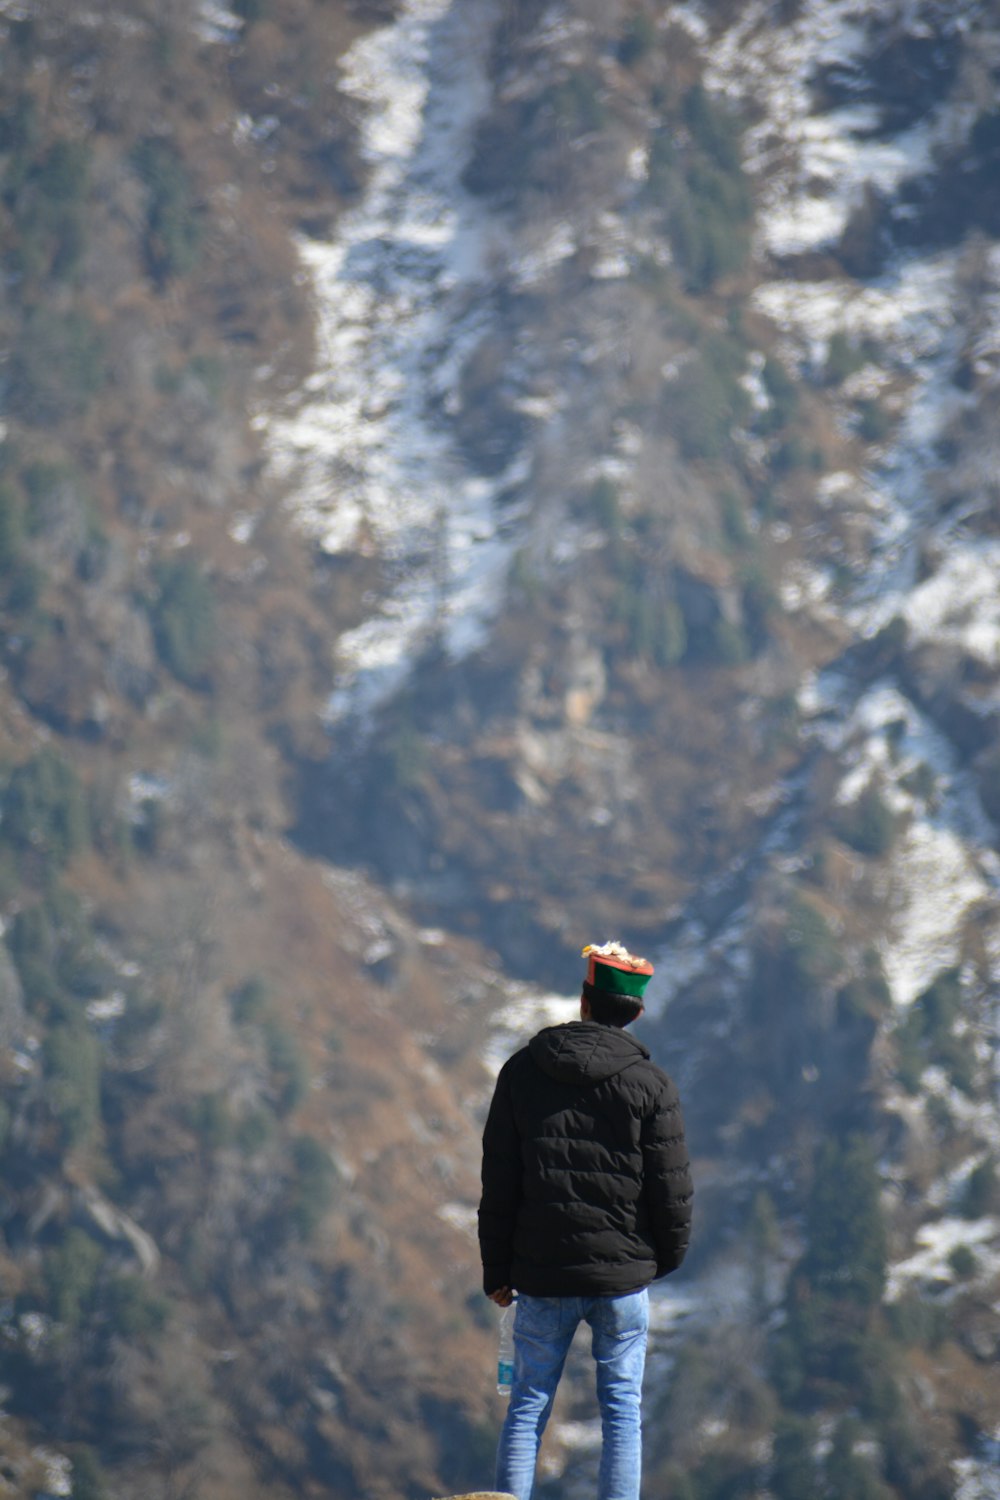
641, 1077, 693, 1277
478, 1059, 522, 1295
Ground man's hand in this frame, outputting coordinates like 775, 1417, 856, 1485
488, 1286, 514, 1307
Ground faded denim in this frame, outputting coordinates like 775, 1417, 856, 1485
496, 1289, 649, 1500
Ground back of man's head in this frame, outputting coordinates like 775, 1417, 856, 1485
582, 981, 644, 1028
580, 940, 653, 1027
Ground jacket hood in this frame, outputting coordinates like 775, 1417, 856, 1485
528, 1021, 650, 1086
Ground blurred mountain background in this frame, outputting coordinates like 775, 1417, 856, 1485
0, 0, 999, 1497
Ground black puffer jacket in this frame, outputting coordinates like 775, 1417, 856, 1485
479, 1021, 692, 1297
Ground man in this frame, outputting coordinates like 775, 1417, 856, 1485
478, 941, 692, 1500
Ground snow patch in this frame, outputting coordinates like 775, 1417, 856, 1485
259, 0, 532, 725
437, 1201, 477, 1236
886, 1213, 1000, 1299
196, 0, 243, 44
881, 822, 988, 1008
482, 988, 579, 1077
31, 1449, 72, 1499
955, 1429, 1000, 1500
904, 539, 1000, 668
707, 0, 978, 258
511, 222, 578, 287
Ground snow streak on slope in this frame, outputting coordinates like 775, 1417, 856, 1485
612, 16, 1000, 1443
705, 0, 978, 259
259, 0, 526, 725
703, 0, 1000, 1016
707, 0, 999, 643
753, 255, 971, 629
682, 11, 1000, 1459
797, 670, 1000, 1006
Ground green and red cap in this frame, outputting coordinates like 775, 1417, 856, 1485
582, 940, 654, 999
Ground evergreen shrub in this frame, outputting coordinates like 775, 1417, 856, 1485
0, 482, 24, 574
133, 796, 166, 856
747, 1190, 780, 1308
886, 1291, 947, 1348
0, 93, 40, 194
589, 476, 621, 535
784, 894, 840, 988
45, 1228, 102, 1326
71, 1449, 110, 1500
771, 1415, 818, 1500
824, 332, 868, 386
881, 1414, 953, 1500
711, 616, 748, 665
667, 349, 748, 459
236, 1108, 274, 1155
618, 14, 657, 67
895, 967, 976, 1095
961, 1156, 997, 1218
190, 1091, 234, 1150
718, 488, 750, 548
2, 748, 90, 868
105, 1274, 170, 1341
132, 137, 203, 282
6, 557, 45, 617
44, 1020, 101, 1148
757, 355, 799, 434
231, 975, 271, 1024
8, 309, 106, 424
824, 1417, 893, 1500
386, 719, 428, 791
8, 887, 111, 1012
264, 1017, 309, 1114
799, 1135, 887, 1308
740, 560, 778, 651
21, 458, 77, 527
648, 86, 753, 291
855, 1331, 903, 1422
7, 905, 59, 1009
947, 1243, 977, 1279
900, 760, 937, 803
549, 71, 606, 136
684, 83, 743, 173
76, 521, 110, 584
620, 587, 687, 668
857, 397, 892, 443
50, 887, 111, 998
774, 1136, 890, 1405
150, 557, 217, 688
508, 548, 541, 602
14, 138, 90, 283
289, 1133, 336, 1239
835, 782, 896, 856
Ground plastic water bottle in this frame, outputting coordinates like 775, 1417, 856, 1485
497, 1301, 515, 1396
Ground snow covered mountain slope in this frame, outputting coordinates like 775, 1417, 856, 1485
269, 0, 1000, 1492
2, 0, 1000, 1495
259, 0, 537, 725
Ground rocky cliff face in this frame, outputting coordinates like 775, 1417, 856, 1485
0, 1, 999, 1498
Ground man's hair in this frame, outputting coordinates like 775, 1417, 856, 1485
582, 981, 644, 1028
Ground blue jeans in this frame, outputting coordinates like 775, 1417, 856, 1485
496, 1289, 649, 1500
